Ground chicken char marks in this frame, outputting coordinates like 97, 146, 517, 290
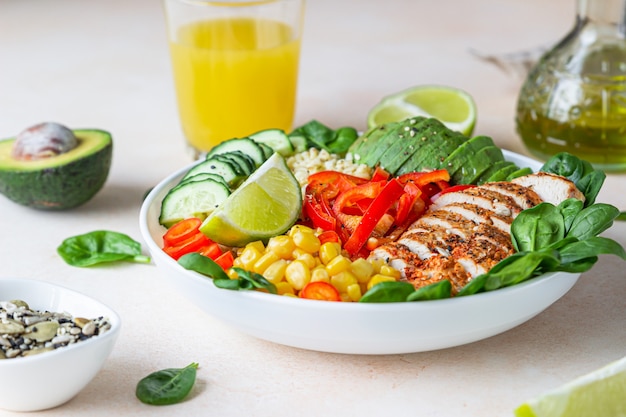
369, 172, 585, 294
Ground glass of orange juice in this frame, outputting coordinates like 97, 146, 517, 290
163, 0, 305, 158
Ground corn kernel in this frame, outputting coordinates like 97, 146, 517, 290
232, 257, 245, 269
325, 255, 351, 276
292, 229, 321, 253
261, 259, 288, 284
311, 267, 330, 283
253, 251, 280, 274
296, 252, 317, 269
340, 293, 352, 302
276, 281, 295, 295
282, 292, 298, 298
238, 246, 263, 270
350, 258, 375, 283
227, 269, 239, 280
371, 258, 386, 273
285, 260, 311, 290
319, 241, 340, 265
266, 235, 296, 259
346, 283, 362, 302
246, 240, 265, 253
289, 225, 314, 237
367, 274, 397, 290
380, 264, 401, 279
330, 271, 357, 293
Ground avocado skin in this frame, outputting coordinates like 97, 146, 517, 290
0, 129, 112, 210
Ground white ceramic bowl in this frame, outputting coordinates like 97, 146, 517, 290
0, 279, 121, 411
139, 150, 580, 355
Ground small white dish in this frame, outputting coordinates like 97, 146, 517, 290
0, 279, 121, 411
139, 150, 580, 355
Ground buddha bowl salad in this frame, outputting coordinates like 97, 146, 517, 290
158, 118, 626, 303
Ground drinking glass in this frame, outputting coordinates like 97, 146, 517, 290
163, 0, 305, 157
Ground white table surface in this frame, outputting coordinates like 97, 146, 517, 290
1, 0, 625, 416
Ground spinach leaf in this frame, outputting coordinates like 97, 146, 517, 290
289, 120, 358, 155
136, 362, 198, 405
617, 212, 626, 221
558, 237, 626, 264
511, 203, 565, 252
558, 198, 584, 232
406, 280, 452, 301
483, 250, 560, 291
57, 230, 151, 267
219, 267, 277, 294
541, 152, 586, 183
575, 170, 605, 206
567, 204, 620, 240
359, 281, 415, 303
179, 255, 277, 294
178, 252, 229, 280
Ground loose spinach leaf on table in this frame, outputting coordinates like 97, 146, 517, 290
136, 362, 198, 406
289, 120, 358, 155
57, 230, 151, 267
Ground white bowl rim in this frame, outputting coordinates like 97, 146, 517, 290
0, 278, 121, 366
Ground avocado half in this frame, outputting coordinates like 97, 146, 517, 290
0, 129, 112, 210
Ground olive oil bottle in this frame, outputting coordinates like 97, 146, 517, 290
516, 0, 626, 172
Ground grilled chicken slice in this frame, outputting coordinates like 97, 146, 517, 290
511, 172, 584, 205
369, 172, 583, 294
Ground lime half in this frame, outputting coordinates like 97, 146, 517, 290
367, 85, 477, 136
515, 355, 626, 417
199, 153, 302, 247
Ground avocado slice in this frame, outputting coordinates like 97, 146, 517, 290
0, 128, 112, 210
440, 135, 497, 183
395, 120, 467, 175
359, 123, 408, 167
377, 117, 455, 174
349, 122, 401, 165
485, 163, 520, 183
449, 145, 504, 184
474, 160, 515, 185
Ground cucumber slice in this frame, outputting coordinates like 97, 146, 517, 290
248, 128, 294, 156
206, 137, 266, 167
288, 134, 308, 153
220, 151, 256, 175
159, 178, 231, 228
211, 154, 247, 176
178, 173, 230, 189
258, 142, 274, 159
183, 158, 244, 187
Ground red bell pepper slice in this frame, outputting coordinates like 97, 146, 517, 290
395, 182, 423, 226
299, 281, 341, 301
397, 169, 450, 187
370, 166, 391, 182
214, 250, 234, 270
343, 178, 405, 255
198, 242, 222, 260
304, 195, 336, 231
162, 217, 202, 247
317, 230, 341, 245
163, 232, 211, 260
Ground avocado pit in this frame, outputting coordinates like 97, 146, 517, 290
12, 122, 78, 160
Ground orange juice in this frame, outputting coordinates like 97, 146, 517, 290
169, 17, 301, 152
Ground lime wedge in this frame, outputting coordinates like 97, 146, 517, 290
367, 85, 477, 136
515, 355, 626, 417
199, 153, 302, 247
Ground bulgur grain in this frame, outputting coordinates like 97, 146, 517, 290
286, 148, 372, 188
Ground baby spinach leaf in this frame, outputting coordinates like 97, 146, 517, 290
511, 203, 565, 252
558, 237, 626, 264
289, 120, 358, 155
541, 152, 586, 183
178, 253, 229, 280
136, 362, 198, 406
359, 281, 415, 303
558, 198, 584, 232
57, 230, 151, 267
575, 169, 605, 206
567, 204, 620, 240
406, 280, 451, 301
227, 268, 277, 294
